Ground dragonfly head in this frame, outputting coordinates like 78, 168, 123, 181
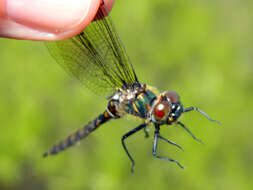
151, 90, 183, 125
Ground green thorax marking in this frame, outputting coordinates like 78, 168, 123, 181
124, 88, 157, 118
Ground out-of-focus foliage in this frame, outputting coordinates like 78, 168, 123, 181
0, 0, 253, 189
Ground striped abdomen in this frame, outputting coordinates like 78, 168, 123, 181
43, 111, 112, 157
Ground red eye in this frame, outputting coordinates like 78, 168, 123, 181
154, 104, 165, 118
154, 101, 170, 121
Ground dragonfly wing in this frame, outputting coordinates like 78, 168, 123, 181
45, 5, 138, 97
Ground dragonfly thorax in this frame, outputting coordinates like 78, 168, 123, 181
107, 84, 157, 119
112, 87, 140, 103
106, 85, 184, 125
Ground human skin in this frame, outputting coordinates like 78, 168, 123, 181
0, 0, 114, 41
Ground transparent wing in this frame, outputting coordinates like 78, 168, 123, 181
45, 5, 138, 97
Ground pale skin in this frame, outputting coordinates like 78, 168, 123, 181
0, 0, 114, 40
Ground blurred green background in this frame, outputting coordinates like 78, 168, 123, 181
0, 0, 253, 189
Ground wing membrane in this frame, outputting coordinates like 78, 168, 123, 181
46, 5, 138, 97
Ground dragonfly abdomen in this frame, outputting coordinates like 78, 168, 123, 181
43, 111, 112, 157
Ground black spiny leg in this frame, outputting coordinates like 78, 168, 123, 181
121, 123, 147, 173
184, 107, 220, 124
176, 121, 204, 144
157, 134, 184, 151
143, 126, 149, 138
152, 124, 184, 169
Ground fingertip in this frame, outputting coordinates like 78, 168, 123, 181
0, 0, 7, 19
42, 0, 102, 41
50, 0, 115, 41
103, 0, 114, 13
0, 0, 115, 41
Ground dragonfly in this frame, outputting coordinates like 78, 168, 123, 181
43, 1, 219, 173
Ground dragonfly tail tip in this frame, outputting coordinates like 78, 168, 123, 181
43, 152, 49, 158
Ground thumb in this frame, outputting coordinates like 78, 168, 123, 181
0, 0, 114, 41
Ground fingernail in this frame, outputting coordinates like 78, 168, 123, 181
5, 0, 95, 33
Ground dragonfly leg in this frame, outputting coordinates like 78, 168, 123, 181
157, 135, 184, 151
184, 107, 220, 124
176, 121, 204, 144
143, 126, 150, 138
152, 125, 184, 169
121, 123, 147, 173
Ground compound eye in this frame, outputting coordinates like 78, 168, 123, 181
165, 90, 180, 103
154, 101, 170, 121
